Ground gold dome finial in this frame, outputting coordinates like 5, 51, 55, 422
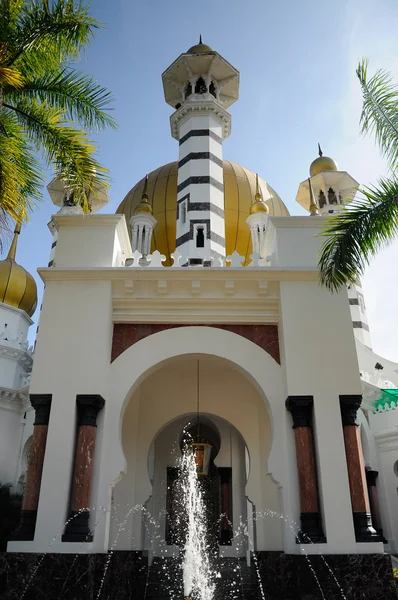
308, 178, 320, 216
134, 175, 153, 215
250, 174, 269, 214
7, 221, 21, 260
0, 220, 37, 316
199, 34, 203, 44
310, 144, 338, 177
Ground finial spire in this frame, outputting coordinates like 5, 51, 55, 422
308, 178, 320, 216
199, 34, 203, 44
142, 174, 149, 200
318, 143, 323, 157
255, 173, 262, 202
7, 221, 21, 260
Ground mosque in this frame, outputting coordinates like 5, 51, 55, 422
1, 38, 397, 597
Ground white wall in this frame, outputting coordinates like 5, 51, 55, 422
279, 281, 383, 554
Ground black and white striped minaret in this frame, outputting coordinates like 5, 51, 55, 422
162, 37, 239, 264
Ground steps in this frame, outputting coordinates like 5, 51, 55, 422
144, 557, 261, 600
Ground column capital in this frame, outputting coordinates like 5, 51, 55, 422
340, 395, 362, 426
76, 394, 105, 426
30, 394, 52, 425
285, 396, 313, 428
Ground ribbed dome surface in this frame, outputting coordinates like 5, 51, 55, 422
116, 161, 289, 265
0, 258, 37, 316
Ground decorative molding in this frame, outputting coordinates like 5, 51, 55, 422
286, 396, 314, 428
76, 394, 105, 427
374, 430, 398, 452
30, 394, 52, 425
171, 103, 231, 140
340, 395, 362, 426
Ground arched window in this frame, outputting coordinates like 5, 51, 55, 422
209, 81, 216, 98
328, 188, 338, 205
195, 77, 207, 94
318, 190, 326, 208
185, 82, 192, 98
196, 226, 205, 248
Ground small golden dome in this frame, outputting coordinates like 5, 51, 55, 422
0, 224, 37, 317
250, 174, 269, 214
134, 175, 153, 215
310, 144, 338, 177
117, 161, 288, 266
187, 35, 214, 54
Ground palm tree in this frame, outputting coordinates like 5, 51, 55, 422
0, 0, 116, 239
319, 59, 398, 291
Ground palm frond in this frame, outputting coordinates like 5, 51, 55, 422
4, 0, 99, 75
4, 97, 109, 208
357, 59, 398, 172
7, 68, 116, 131
318, 178, 398, 291
0, 109, 42, 224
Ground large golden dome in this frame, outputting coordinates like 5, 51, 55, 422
0, 225, 37, 317
116, 161, 289, 265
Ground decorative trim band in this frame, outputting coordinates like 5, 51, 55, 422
178, 152, 223, 168
177, 176, 224, 194
179, 129, 222, 146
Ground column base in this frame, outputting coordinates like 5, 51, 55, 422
353, 512, 381, 542
8, 510, 37, 541
296, 512, 326, 543
62, 510, 93, 542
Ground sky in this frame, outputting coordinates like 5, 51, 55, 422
9, 0, 398, 361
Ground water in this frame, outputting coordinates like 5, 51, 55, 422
180, 448, 217, 600
15, 451, 349, 600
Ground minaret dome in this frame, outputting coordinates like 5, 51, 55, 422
310, 143, 338, 177
0, 223, 37, 317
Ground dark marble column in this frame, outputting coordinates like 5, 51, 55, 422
9, 394, 52, 541
62, 395, 105, 542
286, 396, 326, 543
340, 395, 380, 542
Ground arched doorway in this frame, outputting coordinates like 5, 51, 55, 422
109, 354, 283, 556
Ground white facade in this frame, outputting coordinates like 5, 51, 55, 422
1, 41, 398, 567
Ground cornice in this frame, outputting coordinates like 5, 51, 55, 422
0, 343, 33, 368
170, 101, 231, 140
51, 214, 127, 230
374, 430, 398, 452
38, 266, 319, 283
0, 386, 29, 413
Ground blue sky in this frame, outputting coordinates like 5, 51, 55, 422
9, 0, 398, 360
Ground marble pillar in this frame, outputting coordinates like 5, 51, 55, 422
9, 394, 52, 541
286, 396, 326, 543
339, 395, 379, 542
62, 395, 105, 542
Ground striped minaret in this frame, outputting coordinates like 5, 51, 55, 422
162, 37, 239, 265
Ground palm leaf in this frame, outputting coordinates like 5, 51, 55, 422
357, 59, 398, 172
4, 97, 109, 208
7, 68, 116, 131
318, 178, 398, 291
